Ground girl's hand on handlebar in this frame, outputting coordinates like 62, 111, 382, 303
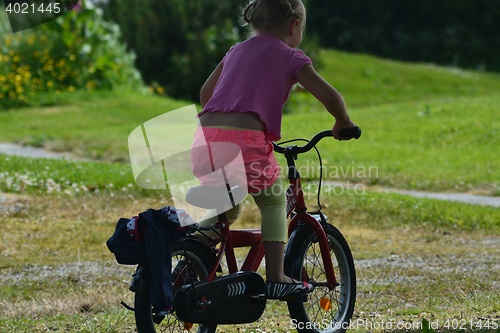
332, 121, 357, 141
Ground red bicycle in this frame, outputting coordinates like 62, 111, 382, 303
133, 128, 360, 333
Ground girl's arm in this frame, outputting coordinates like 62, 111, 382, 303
200, 62, 224, 108
296, 64, 356, 140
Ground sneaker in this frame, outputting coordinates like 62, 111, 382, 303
266, 280, 314, 300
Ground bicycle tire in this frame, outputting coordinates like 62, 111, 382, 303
285, 223, 356, 333
134, 239, 217, 333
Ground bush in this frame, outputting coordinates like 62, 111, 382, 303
103, 0, 242, 101
103, 0, 322, 102
307, 0, 500, 72
0, 0, 144, 109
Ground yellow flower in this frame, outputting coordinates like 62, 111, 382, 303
68, 86, 75, 92
85, 81, 96, 90
47, 81, 54, 87
26, 35, 35, 45
69, 54, 76, 61
156, 86, 165, 95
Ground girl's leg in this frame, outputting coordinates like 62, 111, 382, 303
250, 178, 292, 283
263, 241, 292, 283
196, 204, 242, 239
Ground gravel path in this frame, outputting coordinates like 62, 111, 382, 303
0, 143, 77, 159
1, 247, 498, 288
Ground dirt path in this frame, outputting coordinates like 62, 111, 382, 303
379, 187, 500, 207
0, 143, 77, 160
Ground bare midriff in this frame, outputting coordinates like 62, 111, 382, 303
199, 111, 265, 131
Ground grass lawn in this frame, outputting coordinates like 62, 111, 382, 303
0, 191, 498, 332
0, 50, 498, 193
0, 49, 499, 332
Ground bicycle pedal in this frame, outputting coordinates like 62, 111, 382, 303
129, 266, 148, 293
152, 313, 165, 324
152, 307, 172, 324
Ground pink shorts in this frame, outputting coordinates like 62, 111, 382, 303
191, 126, 280, 193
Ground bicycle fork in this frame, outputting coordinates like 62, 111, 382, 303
289, 213, 338, 288
286, 176, 339, 289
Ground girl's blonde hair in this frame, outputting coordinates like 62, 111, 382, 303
243, 0, 304, 32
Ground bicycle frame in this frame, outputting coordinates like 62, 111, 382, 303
197, 142, 338, 289
201, 221, 264, 282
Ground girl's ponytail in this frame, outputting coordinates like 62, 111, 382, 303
242, 0, 302, 31
243, 1, 256, 24
280, 0, 298, 19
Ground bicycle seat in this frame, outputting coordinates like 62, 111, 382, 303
186, 185, 246, 210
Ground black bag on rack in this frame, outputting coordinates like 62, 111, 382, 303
106, 206, 198, 313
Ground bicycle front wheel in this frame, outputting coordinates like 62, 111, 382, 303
285, 223, 356, 333
134, 239, 217, 333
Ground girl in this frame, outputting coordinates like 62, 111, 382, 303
191, 0, 356, 299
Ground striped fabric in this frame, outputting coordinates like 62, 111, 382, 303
266, 281, 314, 299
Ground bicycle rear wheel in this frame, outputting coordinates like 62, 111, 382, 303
285, 223, 356, 333
134, 239, 217, 333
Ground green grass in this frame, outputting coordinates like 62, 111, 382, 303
316, 50, 500, 108
283, 51, 500, 194
0, 90, 189, 162
0, 155, 135, 195
282, 93, 500, 193
1, 50, 498, 193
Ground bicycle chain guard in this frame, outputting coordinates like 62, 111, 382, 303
174, 271, 266, 324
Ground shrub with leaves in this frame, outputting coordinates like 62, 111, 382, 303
103, 0, 321, 102
0, 1, 144, 109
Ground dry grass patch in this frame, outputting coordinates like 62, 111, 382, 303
1, 192, 498, 332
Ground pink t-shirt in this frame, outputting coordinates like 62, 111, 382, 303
201, 34, 312, 141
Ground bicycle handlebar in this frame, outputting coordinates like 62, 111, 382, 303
273, 126, 361, 155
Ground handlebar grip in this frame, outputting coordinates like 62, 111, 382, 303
339, 126, 362, 139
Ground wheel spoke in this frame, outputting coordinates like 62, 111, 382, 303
287, 224, 356, 333
135, 240, 217, 333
